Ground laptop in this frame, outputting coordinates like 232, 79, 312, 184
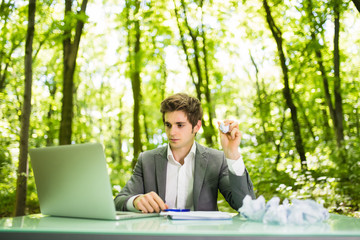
29, 142, 158, 220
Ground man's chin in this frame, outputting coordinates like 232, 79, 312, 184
169, 141, 181, 148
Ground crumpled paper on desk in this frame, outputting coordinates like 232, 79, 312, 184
239, 195, 329, 225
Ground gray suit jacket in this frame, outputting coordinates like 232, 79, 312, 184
114, 142, 255, 211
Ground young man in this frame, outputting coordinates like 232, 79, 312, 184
114, 93, 255, 213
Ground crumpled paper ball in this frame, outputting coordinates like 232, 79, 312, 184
219, 122, 230, 134
239, 195, 329, 225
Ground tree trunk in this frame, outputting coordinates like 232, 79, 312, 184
127, 0, 142, 169
0, 42, 22, 92
293, 91, 316, 141
174, 0, 216, 146
275, 106, 286, 169
333, 0, 344, 148
263, 0, 308, 170
173, 2, 198, 96
45, 77, 57, 146
118, 96, 124, 165
305, 0, 345, 148
355, 106, 360, 138
250, 52, 271, 143
59, 0, 88, 145
0, 2, 12, 92
321, 101, 332, 141
14, 0, 36, 216
131, 38, 142, 169
143, 109, 150, 143
201, 24, 216, 146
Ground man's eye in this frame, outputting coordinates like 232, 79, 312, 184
165, 123, 171, 128
178, 124, 184, 128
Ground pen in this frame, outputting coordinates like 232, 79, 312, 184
162, 208, 190, 212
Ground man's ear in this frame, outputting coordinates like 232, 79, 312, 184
193, 120, 202, 133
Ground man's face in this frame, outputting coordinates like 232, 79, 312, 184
164, 111, 201, 152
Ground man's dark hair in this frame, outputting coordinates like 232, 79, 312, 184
160, 93, 203, 128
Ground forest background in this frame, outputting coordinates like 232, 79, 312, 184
1, 0, 360, 217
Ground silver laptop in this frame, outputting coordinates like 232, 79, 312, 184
29, 143, 158, 220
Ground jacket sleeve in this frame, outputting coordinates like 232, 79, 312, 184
114, 153, 145, 211
219, 154, 255, 211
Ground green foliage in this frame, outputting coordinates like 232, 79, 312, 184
330, 139, 360, 215
0, 141, 16, 217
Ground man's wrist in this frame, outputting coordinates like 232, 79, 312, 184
126, 195, 142, 212
224, 151, 240, 160
226, 155, 245, 176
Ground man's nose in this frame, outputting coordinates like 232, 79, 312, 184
169, 126, 177, 135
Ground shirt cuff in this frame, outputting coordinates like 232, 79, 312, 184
126, 195, 142, 212
226, 155, 245, 176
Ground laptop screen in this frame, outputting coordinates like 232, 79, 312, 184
29, 143, 118, 220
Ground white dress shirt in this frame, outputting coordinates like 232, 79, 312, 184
165, 143, 196, 209
126, 142, 245, 211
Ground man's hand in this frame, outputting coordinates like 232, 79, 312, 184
218, 120, 241, 160
134, 191, 168, 213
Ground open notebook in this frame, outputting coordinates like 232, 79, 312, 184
29, 143, 158, 220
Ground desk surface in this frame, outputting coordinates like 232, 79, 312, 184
1, 213, 360, 240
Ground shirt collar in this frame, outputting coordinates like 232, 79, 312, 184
167, 142, 196, 165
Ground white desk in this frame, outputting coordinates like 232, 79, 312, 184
1, 213, 360, 240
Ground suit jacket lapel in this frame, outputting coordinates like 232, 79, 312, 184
193, 142, 208, 210
155, 147, 168, 200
